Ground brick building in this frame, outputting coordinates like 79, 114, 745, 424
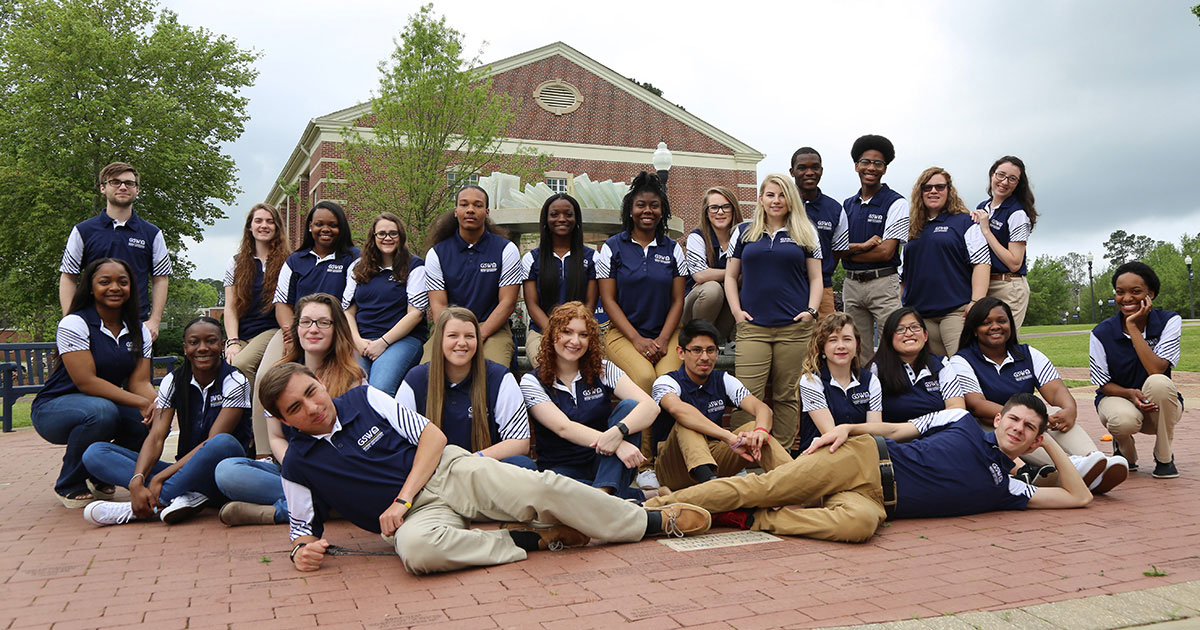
266, 41, 763, 244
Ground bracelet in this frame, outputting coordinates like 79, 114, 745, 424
753, 427, 770, 434
130, 472, 145, 485
393, 497, 412, 509
730, 437, 745, 451
473, 451, 484, 457
225, 338, 242, 347
381, 337, 391, 347
289, 542, 305, 563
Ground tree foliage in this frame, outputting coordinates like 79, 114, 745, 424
0, 0, 258, 337
1102, 229, 1163, 269
1025, 255, 1074, 325
338, 3, 549, 252
156, 276, 219, 356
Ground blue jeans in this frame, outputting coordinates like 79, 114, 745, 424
501, 455, 538, 470
213, 457, 288, 523
359, 335, 425, 397
82, 433, 245, 504
32, 393, 148, 496
542, 398, 644, 501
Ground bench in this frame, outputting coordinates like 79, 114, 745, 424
0, 342, 179, 433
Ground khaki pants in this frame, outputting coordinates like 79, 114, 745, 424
423, 321, 515, 367
654, 421, 793, 490
384, 445, 648, 574
251, 329, 287, 457
842, 274, 901, 362
923, 304, 968, 357
525, 329, 544, 369
605, 326, 682, 465
988, 275, 1030, 331
733, 320, 813, 449
1098, 374, 1181, 466
683, 281, 735, 343
818, 287, 835, 319
645, 435, 886, 542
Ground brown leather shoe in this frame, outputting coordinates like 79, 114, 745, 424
500, 522, 590, 550
218, 501, 277, 527
647, 502, 711, 537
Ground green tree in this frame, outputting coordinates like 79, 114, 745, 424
0, 0, 258, 337
1193, 4, 1199, 23
156, 276, 219, 356
1025, 255, 1073, 325
1102, 230, 1162, 269
338, 3, 548, 252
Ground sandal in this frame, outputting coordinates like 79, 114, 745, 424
87, 479, 117, 500
58, 490, 96, 509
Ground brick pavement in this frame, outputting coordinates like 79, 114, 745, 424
2, 383, 1197, 629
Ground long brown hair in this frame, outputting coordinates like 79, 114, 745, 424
537, 302, 605, 387
800, 312, 862, 378
353, 212, 413, 285
698, 186, 742, 267
427, 307, 492, 452
232, 203, 290, 319
908, 167, 968, 241
280, 293, 364, 398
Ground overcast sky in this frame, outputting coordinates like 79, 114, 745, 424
164, 0, 1200, 280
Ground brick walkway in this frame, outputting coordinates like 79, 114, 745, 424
2, 384, 1197, 629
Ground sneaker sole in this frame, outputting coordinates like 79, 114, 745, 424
1152, 471, 1180, 479
1092, 464, 1129, 494
161, 501, 207, 525
1080, 458, 1107, 488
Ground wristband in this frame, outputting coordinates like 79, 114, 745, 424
381, 337, 391, 347
225, 338, 242, 347
615, 422, 630, 437
730, 437, 745, 451
289, 542, 305, 563
394, 497, 412, 509
473, 451, 483, 457
130, 472, 145, 485
805, 307, 818, 319
753, 427, 770, 434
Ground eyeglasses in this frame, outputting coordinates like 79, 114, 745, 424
683, 346, 719, 356
856, 159, 886, 168
104, 179, 139, 189
993, 172, 1019, 184
375, 230, 401, 240
921, 183, 947, 193
706, 203, 733, 214
894, 323, 924, 335
297, 317, 334, 329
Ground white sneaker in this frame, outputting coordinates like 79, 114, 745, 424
1092, 456, 1129, 494
159, 492, 208, 524
1070, 452, 1107, 487
83, 501, 135, 526
636, 470, 660, 489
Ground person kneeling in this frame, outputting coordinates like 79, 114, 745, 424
258, 363, 711, 575
644, 393, 1091, 542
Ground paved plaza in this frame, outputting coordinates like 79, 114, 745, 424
2, 374, 1198, 629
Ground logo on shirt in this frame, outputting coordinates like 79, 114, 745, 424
850, 391, 871, 404
816, 220, 833, 232
706, 400, 726, 414
357, 425, 383, 450
1012, 368, 1033, 382
124, 341, 133, 351
779, 236, 796, 244
933, 226, 950, 234
479, 262, 498, 273
989, 463, 1005, 485
581, 387, 604, 401
990, 219, 1004, 231
867, 213, 884, 224
653, 253, 672, 265
924, 380, 941, 393
127, 237, 147, 249
326, 264, 344, 273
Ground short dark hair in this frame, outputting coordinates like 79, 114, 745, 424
850, 135, 896, 164
1112, 261, 1161, 295
790, 147, 821, 168
99, 162, 138, 185
1001, 392, 1049, 435
258, 363, 317, 419
679, 318, 721, 348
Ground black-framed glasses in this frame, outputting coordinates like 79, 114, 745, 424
375, 230, 401, 240
894, 323, 924, 335
298, 317, 334, 329
683, 346, 719, 356
706, 203, 733, 214
856, 159, 885, 168
921, 183, 947, 193
993, 172, 1019, 184
104, 179, 139, 189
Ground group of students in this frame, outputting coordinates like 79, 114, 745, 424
26, 144, 1185, 575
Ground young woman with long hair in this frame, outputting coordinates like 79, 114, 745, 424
80, 317, 253, 525
32, 258, 154, 507
521, 193, 597, 368
343, 212, 428, 396
683, 186, 742, 341
900, 167, 990, 356
724, 173, 822, 449
520, 302, 661, 500
869, 307, 965, 425
796, 312, 882, 453
398, 307, 534, 469
970, 156, 1039, 329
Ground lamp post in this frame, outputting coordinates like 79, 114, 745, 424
1187, 254, 1195, 319
1075, 306, 1080, 322
652, 141, 673, 191
1087, 253, 1096, 323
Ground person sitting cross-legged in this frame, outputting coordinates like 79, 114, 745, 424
644, 393, 1091, 542
258, 362, 712, 575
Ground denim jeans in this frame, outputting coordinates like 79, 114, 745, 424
541, 398, 644, 501
359, 335, 425, 397
213, 457, 288, 523
32, 393, 148, 496
501, 455, 538, 470
82, 432, 245, 505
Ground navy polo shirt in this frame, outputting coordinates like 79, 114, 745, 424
425, 231, 522, 322
60, 211, 171, 320
888, 411, 1034, 519
950, 344, 1060, 405
874, 355, 962, 423
798, 367, 882, 449
976, 197, 1031, 275
33, 307, 153, 411
597, 232, 687, 338
223, 256, 276, 340
842, 184, 908, 272
397, 360, 529, 451
155, 360, 251, 459
342, 257, 429, 341
520, 360, 626, 468
1089, 309, 1183, 406
803, 192, 850, 287
520, 246, 597, 333
650, 368, 749, 445
280, 385, 429, 540
274, 247, 361, 306
729, 222, 823, 328
900, 212, 989, 317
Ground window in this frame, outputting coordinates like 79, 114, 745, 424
545, 177, 568, 194
447, 172, 479, 187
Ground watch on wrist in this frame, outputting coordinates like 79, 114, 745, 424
616, 422, 630, 437
806, 307, 818, 319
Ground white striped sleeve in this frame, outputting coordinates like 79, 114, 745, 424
140, 324, 153, 358
495, 372, 531, 440
1154, 314, 1183, 367
367, 386, 428, 444
151, 231, 171, 276
948, 355, 983, 395
499, 241, 523, 287
671, 242, 688, 276
281, 476, 318, 541
832, 210, 850, 252
60, 227, 84, 274
964, 224, 990, 264
396, 380, 418, 413
223, 257, 237, 287
1007, 477, 1036, 499
867, 374, 883, 411
519, 372, 551, 407
424, 248, 445, 292
651, 374, 681, 404
595, 242, 614, 279
155, 372, 176, 409
1028, 348, 1061, 387
911, 409, 966, 434
520, 250, 536, 281
222, 370, 252, 409
798, 373, 828, 412
601, 360, 626, 389
1089, 332, 1110, 386
341, 259, 361, 309
1008, 210, 1031, 242
406, 265, 429, 312
56, 314, 90, 354
882, 198, 910, 243
723, 373, 750, 407
273, 260, 294, 304
938, 364, 963, 400
685, 232, 709, 275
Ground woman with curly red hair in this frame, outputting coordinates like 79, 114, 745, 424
520, 302, 661, 500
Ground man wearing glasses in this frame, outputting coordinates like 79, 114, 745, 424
60, 162, 171, 339
840, 135, 908, 362
791, 147, 849, 318
649, 319, 791, 490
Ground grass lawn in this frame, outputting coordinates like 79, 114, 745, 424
1024, 324, 1200, 371
1021, 324, 1096, 335
5, 399, 32, 430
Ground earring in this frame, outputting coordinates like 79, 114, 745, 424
820, 354, 826, 359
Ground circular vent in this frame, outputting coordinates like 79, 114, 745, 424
535, 80, 582, 115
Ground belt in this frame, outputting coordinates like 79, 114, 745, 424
873, 435, 897, 520
847, 267, 898, 282
990, 273, 1022, 281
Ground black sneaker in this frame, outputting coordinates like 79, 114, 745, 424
1015, 462, 1056, 485
1113, 444, 1138, 472
1152, 459, 1179, 479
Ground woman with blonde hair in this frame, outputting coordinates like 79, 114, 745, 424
683, 186, 742, 342
796, 312, 882, 452
900, 167, 990, 356
724, 173, 822, 448
398, 307, 534, 469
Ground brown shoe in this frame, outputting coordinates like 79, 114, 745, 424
500, 522, 590, 551
218, 501, 277, 527
647, 503, 711, 537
